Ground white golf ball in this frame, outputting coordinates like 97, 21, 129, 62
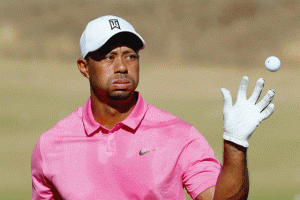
265, 56, 281, 72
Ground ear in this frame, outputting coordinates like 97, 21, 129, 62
77, 58, 90, 79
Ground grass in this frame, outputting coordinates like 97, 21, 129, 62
1, 59, 300, 199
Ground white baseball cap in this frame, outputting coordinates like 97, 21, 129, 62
80, 15, 146, 59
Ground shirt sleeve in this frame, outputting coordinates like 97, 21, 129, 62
31, 137, 54, 200
180, 126, 221, 200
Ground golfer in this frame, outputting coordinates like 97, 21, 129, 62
31, 15, 275, 200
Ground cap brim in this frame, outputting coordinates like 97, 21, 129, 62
83, 31, 145, 59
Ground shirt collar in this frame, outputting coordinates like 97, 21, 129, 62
82, 92, 148, 136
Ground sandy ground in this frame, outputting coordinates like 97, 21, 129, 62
1, 58, 300, 199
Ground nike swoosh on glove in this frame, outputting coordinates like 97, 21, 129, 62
221, 76, 275, 148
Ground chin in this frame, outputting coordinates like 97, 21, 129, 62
108, 91, 133, 100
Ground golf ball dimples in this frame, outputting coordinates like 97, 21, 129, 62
265, 56, 281, 72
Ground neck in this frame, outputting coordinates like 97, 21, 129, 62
90, 91, 138, 130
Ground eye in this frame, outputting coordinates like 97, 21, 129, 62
126, 54, 138, 60
105, 55, 114, 60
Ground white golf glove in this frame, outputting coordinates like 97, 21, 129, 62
221, 76, 275, 148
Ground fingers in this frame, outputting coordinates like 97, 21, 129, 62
249, 78, 265, 104
221, 88, 232, 111
237, 76, 249, 101
260, 103, 275, 121
256, 89, 275, 111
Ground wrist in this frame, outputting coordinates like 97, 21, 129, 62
223, 132, 249, 148
224, 140, 247, 153
223, 140, 247, 167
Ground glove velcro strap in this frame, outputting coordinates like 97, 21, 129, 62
223, 133, 249, 148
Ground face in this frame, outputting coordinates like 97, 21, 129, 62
78, 44, 139, 101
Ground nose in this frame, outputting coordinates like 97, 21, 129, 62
114, 56, 128, 74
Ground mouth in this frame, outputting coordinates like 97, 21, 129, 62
113, 79, 130, 84
112, 79, 131, 89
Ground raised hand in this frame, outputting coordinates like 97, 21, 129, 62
221, 76, 275, 148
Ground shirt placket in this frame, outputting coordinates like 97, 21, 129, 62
106, 123, 122, 153
106, 133, 116, 152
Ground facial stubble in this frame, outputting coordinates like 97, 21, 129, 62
106, 75, 137, 100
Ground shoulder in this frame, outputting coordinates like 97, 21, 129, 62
142, 104, 204, 140
33, 106, 84, 164
145, 104, 192, 126
38, 106, 84, 143
143, 103, 211, 142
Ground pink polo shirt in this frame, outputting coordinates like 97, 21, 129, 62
31, 93, 221, 200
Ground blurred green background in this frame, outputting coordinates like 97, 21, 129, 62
1, 0, 300, 199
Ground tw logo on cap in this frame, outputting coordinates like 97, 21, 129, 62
109, 19, 121, 30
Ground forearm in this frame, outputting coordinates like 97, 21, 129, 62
213, 140, 249, 200
211, 76, 274, 200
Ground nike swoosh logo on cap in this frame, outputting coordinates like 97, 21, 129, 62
139, 149, 155, 156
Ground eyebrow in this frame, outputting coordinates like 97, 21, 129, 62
107, 50, 137, 56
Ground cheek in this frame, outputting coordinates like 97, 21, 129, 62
132, 63, 139, 76
132, 66, 139, 85
90, 66, 113, 88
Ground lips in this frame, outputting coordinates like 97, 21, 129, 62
112, 79, 131, 89
113, 79, 130, 84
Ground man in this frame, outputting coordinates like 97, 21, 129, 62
31, 15, 275, 200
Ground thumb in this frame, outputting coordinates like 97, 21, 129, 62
221, 88, 232, 111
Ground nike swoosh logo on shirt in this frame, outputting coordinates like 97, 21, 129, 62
139, 149, 155, 156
